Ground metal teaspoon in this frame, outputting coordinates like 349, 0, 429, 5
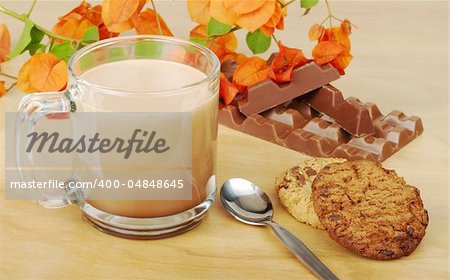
220, 178, 339, 280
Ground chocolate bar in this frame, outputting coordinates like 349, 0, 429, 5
306, 85, 375, 137
219, 97, 423, 162
365, 103, 424, 149
237, 62, 340, 117
331, 136, 396, 162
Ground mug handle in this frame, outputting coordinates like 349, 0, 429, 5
16, 90, 77, 208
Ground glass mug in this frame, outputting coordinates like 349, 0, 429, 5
15, 36, 220, 238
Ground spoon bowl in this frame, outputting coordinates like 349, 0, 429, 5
220, 178, 273, 225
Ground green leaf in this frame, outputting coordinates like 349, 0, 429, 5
300, 0, 319, 9
30, 27, 45, 44
7, 18, 35, 59
246, 29, 271, 55
207, 17, 233, 37
190, 37, 207, 46
82, 27, 99, 43
135, 41, 163, 58
50, 43, 76, 62
28, 44, 46, 55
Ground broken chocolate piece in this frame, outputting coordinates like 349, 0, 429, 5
237, 62, 340, 116
306, 85, 375, 136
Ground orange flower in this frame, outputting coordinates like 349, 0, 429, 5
308, 24, 324, 41
52, 15, 92, 42
132, 8, 173, 36
52, 1, 118, 42
102, 0, 147, 33
0, 24, 10, 62
187, 0, 211, 25
189, 0, 278, 32
190, 24, 238, 62
219, 73, 239, 105
312, 41, 344, 65
310, 19, 353, 74
59, 1, 91, 21
86, 5, 120, 40
260, 0, 285, 36
17, 53, 68, 93
269, 42, 309, 83
233, 56, 269, 87
0, 81, 6, 97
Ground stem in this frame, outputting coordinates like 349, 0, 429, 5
230, 26, 241, 33
282, 0, 296, 8
150, 0, 163, 35
0, 72, 17, 80
0, 4, 81, 44
272, 34, 278, 44
36, 26, 80, 43
27, 0, 37, 17
332, 15, 358, 28
7, 82, 17, 92
48, 37, 55, 51
208, 26, 241, 40
75, 40, 81, 50
325, 0, 332, 16
320, 16, 329, 26
321, 0, 358, 29
324, 0, 332, 27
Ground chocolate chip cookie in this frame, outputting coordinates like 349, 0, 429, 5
312, 160, 428, 259
275, 157, 347, 229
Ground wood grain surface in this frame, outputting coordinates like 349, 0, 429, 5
0, 1, 448, 279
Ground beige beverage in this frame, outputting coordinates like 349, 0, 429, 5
77, 59, 218, 218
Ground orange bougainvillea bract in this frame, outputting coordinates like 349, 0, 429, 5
132, 8, 173, 36
53, 16, 91, 42
102, 0, 147, 33
308, 23, 324, 42
190, 24, 238, 62
0, 24, 11, 62
219, 73, 239, 105
189, 0, 280, 33
233, 56, 269, 87
260, 0, 285, 36
311, 19, 353, 74
0, 81, 6, 97
60, 1, 91, 20
53, 1, 118, 41
17, 53, 68, 93
187, 0, 211, 25
224, 0, 266, 14
269, 41, 309, 83
312, 41, 343, 65
235, 0, 276, 33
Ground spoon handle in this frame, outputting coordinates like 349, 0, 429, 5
265, 221, 339, 280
